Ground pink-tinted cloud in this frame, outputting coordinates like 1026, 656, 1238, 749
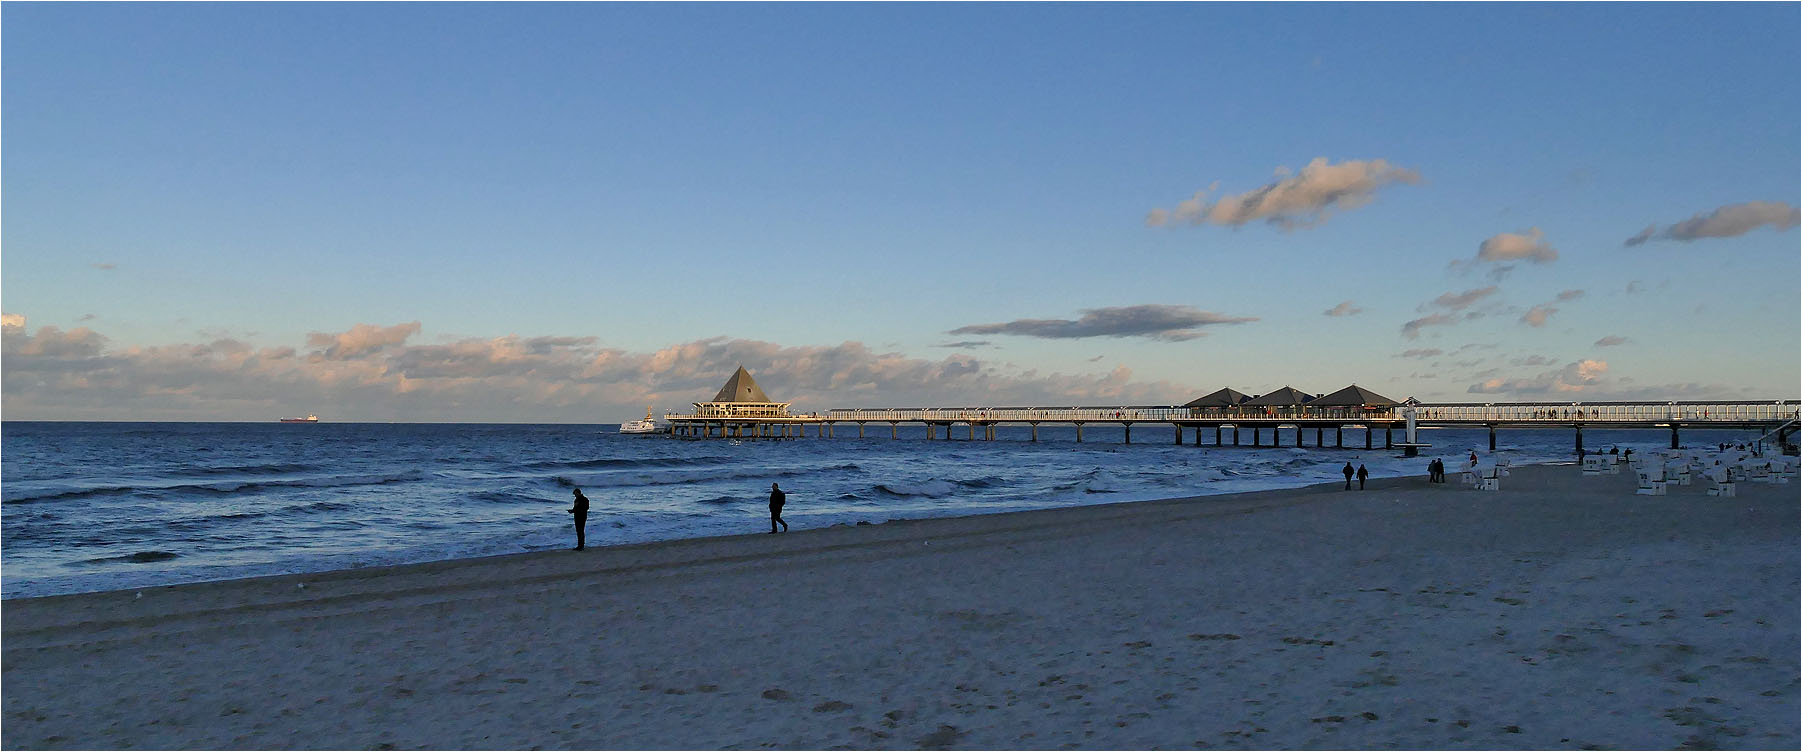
1476, 228, 1558, 264
1323, 301, 1363, 317
1467, 359, 1608, 395
306, 322, 421, 360
1147, 158, 1420, 231
1, 320, 1203, 421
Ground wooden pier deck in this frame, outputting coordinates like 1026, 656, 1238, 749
663, 400, 1799, 454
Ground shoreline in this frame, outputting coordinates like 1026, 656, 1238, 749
5, 462, 1797, 749
0, 461, 1471, 602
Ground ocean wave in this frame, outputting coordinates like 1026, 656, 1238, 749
522, 455, 734, 471
875, 480, 957, 497
695, 495, 738, 505
1, 471, 425, 505
73, 550, 181, 566
186, 462, 321, 476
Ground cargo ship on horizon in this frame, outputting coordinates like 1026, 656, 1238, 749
279, 414, 319, 423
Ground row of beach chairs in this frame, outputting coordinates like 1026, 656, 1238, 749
1458, 457, 1511, 491
1609, 449, 1798, 497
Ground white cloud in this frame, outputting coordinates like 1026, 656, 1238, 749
1147, 158, 1420, 231
1625, 201, 1800, 246
1401, 313, 1456, 340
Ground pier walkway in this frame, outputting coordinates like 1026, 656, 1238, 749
664, 400, 1799, 454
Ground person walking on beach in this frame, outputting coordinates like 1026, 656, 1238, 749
569, 488, 589, 551
1342, 462, 1355, 490
769, 482, 788, 534
1356, 464, 1369, 490
1430, 458, 1444, 483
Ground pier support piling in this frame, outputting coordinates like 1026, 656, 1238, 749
1233, 427, 1240, 446
858, 423, 865, 439
1365, 430, 1372, 450
1385, 427, 1392, 449
1030, 423, 1038, 442
1216, 426, 1222, 446
1175, 425, 1183, 445
1671, 425, 1680, 449
1336, 427, 1343, 448
1488, 425, 1496, 452
1124, 424, 1132, 444
1295, 428, 1303, 448
1575, 426, 1584, 455
1075, 423, 1084, 443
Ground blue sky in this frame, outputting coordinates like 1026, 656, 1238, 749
4, 3, 1798, 421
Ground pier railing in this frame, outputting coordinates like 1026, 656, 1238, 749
815, 401, 1799, 425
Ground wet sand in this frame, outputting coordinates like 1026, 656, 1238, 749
4, 463, 1797, 749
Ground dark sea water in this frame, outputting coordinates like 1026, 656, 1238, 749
0, 421, 1771, 598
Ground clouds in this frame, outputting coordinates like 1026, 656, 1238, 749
1595, 335, 1629, 347
1428, 287, 1500, 311
1468, 359, 1608, 395
1520, 304, 1557, 328
1625, 201, 1800, 246
1146, 158, 1420, 231
1323, 301, 1363, 317
948, 305, 1256, 342
305, 322, 421, 360
1, 319, 1203, 421
1476, 228, 1558, 264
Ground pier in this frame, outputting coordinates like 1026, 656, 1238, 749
662, 369, 1799, 454
667, 400, 1798, 454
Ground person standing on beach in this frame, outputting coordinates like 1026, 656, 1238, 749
1356, 464, 1369, 490
1342, 462, 1355, 490
769, 482, 788, 534
569, 488, 589, 551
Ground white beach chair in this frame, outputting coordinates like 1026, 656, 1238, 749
1665, 461, 1691, 486
1478, 466, 1500, 491
1635, 468, 1666, 496
1582, 456, 1607, 475
1705, 469, 1736, 497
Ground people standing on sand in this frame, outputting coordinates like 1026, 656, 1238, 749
1431, 458, 1445, 483
1343, 462, 1355, 490
1357, 464, 1369, 490
769, 482, 788, 534
569, 488, 589, 551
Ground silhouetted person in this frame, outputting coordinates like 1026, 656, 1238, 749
1431, 458, 1445, 483
569, 488, 589, 551
1579, 446, 1586, 461
1357, 464, 1369, 490
1342, 462, 1354, 490
769, 482, 788, 533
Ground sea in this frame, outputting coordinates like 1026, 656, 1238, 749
0, 421, 1775, 599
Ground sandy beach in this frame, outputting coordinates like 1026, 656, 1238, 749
4, 463, 1797, 750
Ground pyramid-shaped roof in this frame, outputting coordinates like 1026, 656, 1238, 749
1184, 387, 1249, 408
1310, 384, 1398, 407
710, 365, 773, 403
1243, 386, 1315, 406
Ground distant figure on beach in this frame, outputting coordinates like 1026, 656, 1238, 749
1342, 462, 1354, 490
769, 482, 788, 534
1430, 458, 1445, 483
1579, 446, 1586, 461
1356, 464, 1369, 490
1468, 451, 1478, 468
569, 488, 589, 551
